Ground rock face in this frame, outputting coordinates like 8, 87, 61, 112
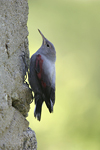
0, 0, 37, 149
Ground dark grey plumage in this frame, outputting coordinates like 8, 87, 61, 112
29, 29, 56, 121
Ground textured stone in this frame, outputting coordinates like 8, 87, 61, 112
0, 0, 37, 149
23, 127, 37, 150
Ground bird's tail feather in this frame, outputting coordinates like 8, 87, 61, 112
45, 99, 54, 113
34, 101, 42, 121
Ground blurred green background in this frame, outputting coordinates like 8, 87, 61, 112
27, 0, 100, 150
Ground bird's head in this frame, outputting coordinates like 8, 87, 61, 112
38, 29, 56, 61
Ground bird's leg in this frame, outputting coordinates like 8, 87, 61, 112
20, 51, 29, 82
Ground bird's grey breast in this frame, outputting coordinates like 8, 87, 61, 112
41, 55, 55, 84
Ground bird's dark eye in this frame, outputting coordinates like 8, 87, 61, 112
47, 44, 50, 47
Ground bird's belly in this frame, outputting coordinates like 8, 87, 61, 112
42, 57, 55, 83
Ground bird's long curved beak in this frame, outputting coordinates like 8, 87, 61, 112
38, 29, 45, 39
38, 29, 46, 45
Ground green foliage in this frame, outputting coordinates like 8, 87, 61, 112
27, 1, 100, 149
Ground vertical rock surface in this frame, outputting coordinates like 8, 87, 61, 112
0, 0, 37, 149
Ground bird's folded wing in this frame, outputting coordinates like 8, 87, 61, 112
35, 54, 51, 97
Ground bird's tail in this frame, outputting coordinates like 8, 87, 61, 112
45, 88, 55, 113
34, 102, 43, 121
45, 99, 54, 113
34, 93, 43, 121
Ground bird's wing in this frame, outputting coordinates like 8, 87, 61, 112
35, 54, 55, 112
35, 54, 51, 89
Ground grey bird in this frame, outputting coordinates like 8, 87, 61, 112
29, 29, 56, 121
